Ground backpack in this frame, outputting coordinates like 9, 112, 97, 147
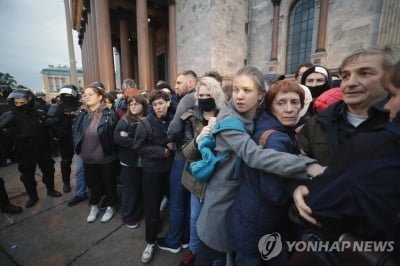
188, 117, 246, 182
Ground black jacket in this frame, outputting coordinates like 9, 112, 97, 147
46, 100, 81, 140
73, 107, 118, 156
297, 98, 389, 165
306, 113, 400, 251
0, 107, 51, 154
133, 111, 174, 173
114, 116, 140, 166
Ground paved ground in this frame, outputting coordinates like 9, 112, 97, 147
0, 156, 187, 266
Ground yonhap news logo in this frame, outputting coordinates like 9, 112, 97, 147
258, 232, 283, 260
258, 232, 395, 261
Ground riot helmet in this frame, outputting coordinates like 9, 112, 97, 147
35, 91, 46, 100
7, 88, 35, 109
59, 84, 80, 103
59, 84, 78, 98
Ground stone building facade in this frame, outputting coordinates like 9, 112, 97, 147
71, 0, 400, 90
40, 65, 84, 99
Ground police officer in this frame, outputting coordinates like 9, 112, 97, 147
34, 91, 50, 113
46, 84, 81, 193
0, 88, 62, 208
0, 85, 14, 166
0, 177, 22, 214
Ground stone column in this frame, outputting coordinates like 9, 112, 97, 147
270, 0, 281, 60
377, 0, 400, 51
90, 0, 100, 83
148, 24, 155, 89
80, 39, 88, 88
120, 18, 134, 81
136, 0, 151, 91
87, 11, 94, 84
168, 1, 177, 87
316, 0, 328, 52
95, 0, 115, 90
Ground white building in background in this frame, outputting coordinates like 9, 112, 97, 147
40, 65, 84, 98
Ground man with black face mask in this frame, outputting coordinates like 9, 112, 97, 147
46, 84, 82, 193
0, 88, 62, 208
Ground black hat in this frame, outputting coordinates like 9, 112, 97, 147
156, 83, 172, 93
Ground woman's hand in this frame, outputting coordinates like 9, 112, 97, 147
166, 142, 176, 151
196, 124, 213, 144
120, 131, 128, 137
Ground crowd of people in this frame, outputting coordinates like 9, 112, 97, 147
0, 46, 399, 266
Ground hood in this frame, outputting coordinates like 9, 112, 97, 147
301, 65, 332, 98
254, 111, 293, 137
81, 102, 107, 115
217, 101, 254, 134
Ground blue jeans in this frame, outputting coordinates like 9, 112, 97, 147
189, 194, 202, 253
165, 159, 190, 247
190, 195, 225, 266
74, 155, 86, 197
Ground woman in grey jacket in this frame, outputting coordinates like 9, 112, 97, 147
194, 66, 324, 266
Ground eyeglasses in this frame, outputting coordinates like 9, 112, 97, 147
83, 93, 96, 98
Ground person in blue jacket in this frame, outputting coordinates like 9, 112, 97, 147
228, 80, 305, 266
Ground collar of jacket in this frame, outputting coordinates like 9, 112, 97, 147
316, 97, 389, 124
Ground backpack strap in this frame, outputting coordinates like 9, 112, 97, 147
140, 117, 152, 142
259, 129, 278, 147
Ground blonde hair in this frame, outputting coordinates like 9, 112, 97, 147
195, 77, 226, 110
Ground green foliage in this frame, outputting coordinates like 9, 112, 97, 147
0, 72, 17, 87
0, 72, 27, 89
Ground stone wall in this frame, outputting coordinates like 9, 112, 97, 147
176, 0, 213, 76
176, 0, 399, 79
176, 0, 247, 78
248, 0, 399, 75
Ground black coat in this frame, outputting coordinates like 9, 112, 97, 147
0, 107, 51, 154
46, 100, 81, 140
306, 114, 400, 251
133, 112, 174, 173
114, 116, 140, 166
73, 107, 118, 156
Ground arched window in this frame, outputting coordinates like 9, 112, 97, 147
286, 0, 314, 73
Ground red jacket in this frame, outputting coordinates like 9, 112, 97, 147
313, 87, 342, 113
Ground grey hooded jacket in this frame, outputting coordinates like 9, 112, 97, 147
196, 102, 315, 252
